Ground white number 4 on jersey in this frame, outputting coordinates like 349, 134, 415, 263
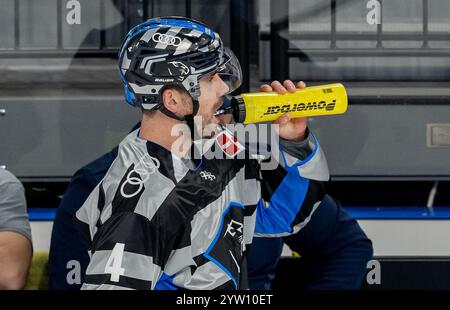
104, 243, 126, 282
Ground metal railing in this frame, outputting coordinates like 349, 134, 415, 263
4, 0, 149, 57
0, 0, 218, 58
0, 0, 250, 91
268, 0, 450, 81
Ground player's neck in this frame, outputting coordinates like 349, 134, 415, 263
139, 111, 192, 158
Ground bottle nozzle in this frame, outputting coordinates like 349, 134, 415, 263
214, 107, 233, 116
214, 95, 235, 116
214, 95, 246, 124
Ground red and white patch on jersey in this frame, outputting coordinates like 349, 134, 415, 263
216, 129, 245, 158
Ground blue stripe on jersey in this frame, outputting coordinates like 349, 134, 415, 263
155, 273, 178, 290
255, 174, 309, 235
204, 202, 244, 289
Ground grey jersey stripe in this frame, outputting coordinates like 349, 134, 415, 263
297, 143, 330, 181
172, 261, 231, 290
133, 172, 175, 222
85, 250, 161, 284
172, 155, 191, 182
243, 211, 257, 245
164, 245, 196, 276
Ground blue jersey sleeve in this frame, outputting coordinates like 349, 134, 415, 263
254, 129, 329, 237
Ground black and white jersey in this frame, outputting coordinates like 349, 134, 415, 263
75, 127, 329, 290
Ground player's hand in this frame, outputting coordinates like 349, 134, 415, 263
259, 80, 308, 142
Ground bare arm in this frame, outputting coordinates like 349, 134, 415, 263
0, 231, 32, 290
0, 171, 33, 290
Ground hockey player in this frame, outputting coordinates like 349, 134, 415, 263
74, 16, 352, 290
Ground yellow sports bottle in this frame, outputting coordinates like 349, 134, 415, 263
217, 83, 348, 124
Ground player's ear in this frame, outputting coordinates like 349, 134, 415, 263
162, 87, 182, 114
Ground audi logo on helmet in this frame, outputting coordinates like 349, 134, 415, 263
152, 33, 182, 47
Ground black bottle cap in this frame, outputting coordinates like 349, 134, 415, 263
232, 95, 246, 123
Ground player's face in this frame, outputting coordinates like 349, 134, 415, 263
196, 73, 230, 128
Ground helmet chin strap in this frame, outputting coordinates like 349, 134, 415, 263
179, 99, 201, 161
158, 106, 187, 122
157, 99, 201, 150
154, 99, 209, 163
183, 99, 200, 143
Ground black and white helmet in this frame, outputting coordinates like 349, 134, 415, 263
118, 16, 242, 114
